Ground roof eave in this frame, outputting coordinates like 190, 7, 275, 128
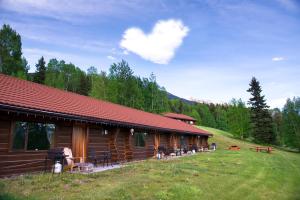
0, 103, 212, 136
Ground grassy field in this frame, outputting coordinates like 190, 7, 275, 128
1, 126, 300, 200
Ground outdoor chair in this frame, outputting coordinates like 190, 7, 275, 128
103, 151, 113, 167
158, 146, 167, 155
191, 144, 198, 152
87, 148, 105, 166
180, 145, 188, 154
63, 147, 83, 172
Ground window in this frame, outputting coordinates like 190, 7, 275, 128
12, 122, 27, 150
12, 121, 55, 151
134, 132, 146, 147
180, 136, 186, 146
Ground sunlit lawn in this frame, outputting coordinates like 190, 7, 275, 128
1, 127, 300, 200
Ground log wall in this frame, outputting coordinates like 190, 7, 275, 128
0, 119, 73, 177
0, 114, 210, 177
131, 132, 155, 160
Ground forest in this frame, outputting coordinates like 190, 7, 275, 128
1, 24, 299, 151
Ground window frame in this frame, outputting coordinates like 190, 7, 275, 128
180, 136, 186, 146
9, 120, 56, 152
134, 132, 146, 148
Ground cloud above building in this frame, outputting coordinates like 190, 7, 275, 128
120, 19, 189, 64
272, 57, 285, 61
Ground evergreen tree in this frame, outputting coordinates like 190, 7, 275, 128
0, 24, 26, 78
197, 103, 216, 128
33, 56, 46, 84
189, 108, 201, 125
247, 77, 275, 144
77, 72, 90, 96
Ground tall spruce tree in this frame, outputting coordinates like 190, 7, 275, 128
247, 77, 275, 144
33, 56, 46, 84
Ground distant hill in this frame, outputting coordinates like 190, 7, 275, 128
167, 92, 196, 105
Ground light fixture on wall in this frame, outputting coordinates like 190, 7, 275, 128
102, 129, 108, 135
144, 132, 147, 136
197, 136, 200, 138
130, 128, 134, 135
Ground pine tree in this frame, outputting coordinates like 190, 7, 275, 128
77, 72, 90, 96
247, 77, 275, 144
33, 56, 46, 84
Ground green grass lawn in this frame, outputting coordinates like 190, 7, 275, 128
1, 126, 300, 200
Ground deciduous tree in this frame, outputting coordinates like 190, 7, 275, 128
0, 24, 27, 78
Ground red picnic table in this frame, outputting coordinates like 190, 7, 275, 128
255, 146, 273, 153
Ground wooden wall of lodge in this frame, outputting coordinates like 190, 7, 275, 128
0, 114, 208, 177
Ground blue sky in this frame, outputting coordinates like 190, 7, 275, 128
0, 0, 299, 108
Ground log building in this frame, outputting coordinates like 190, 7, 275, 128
0, 74, 212, 177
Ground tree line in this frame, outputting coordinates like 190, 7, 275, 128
1, 24, 299, 151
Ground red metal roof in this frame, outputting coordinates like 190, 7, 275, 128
163, 112, 196, 121
0, 74, 211, 136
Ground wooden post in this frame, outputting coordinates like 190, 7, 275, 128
109, 128, 120, 162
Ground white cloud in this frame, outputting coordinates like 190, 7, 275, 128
0, 0, 161, 22
107, 55, 116, 60
268, 97, 287, 108
120, 19, 189, 64
272, 57, 285, 61
276, 0, 298, 11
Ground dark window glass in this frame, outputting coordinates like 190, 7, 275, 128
12, 122, 27, 150
12, 121, 55, 151
27, 123, 52, 150
134, 133, 146, 147
180, 136, 186, 146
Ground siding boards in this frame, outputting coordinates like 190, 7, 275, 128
146, 133, 155, 157
88, 127, 110, 154
160, 134, 169, 148
132, 133, 155, 160
0, 151, 47, 177
0, 121, 72, 177
0, 116, 210, 177
0, 120, 10, 154
55, 125, 72, 148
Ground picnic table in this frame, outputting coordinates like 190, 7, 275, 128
255, 146, 273, 153
228, 145, 240, 151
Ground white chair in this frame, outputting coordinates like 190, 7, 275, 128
63, 147, 83, 172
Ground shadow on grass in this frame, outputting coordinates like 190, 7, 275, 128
0, 194, 30, 200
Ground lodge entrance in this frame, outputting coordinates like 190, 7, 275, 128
72, 125, 87, 163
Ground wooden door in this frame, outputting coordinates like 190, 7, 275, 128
72, 125, 87, 163
170, 134, 178, 150
154, 133, 160, 156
